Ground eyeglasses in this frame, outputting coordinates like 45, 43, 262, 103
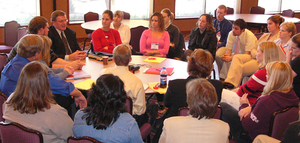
56, 19, 68, 23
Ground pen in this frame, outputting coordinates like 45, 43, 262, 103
156, 68, 161, 72
72, 77, 87, 80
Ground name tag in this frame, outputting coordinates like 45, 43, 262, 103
151, 43, 159, 49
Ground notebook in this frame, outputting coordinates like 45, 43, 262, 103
66, 70, 91, 80
143, 67, 174, 76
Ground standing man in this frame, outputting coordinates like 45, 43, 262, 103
100, 44, 146, 127
213, 5, 232, 49
216, 19, 257, 81
48, 10, 86, 61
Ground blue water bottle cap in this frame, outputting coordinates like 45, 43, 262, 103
162, 67, 166, 70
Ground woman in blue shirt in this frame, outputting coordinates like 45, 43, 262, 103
73, 74, 143, 143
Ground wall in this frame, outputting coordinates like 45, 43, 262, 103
1, 0, 299, 44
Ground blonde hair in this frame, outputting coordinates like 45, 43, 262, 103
258, 41, 280, 69
40, 36, 52, 65
261, 61, 293, 96
280, 22, 297, 37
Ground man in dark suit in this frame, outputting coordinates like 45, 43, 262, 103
48, 10, 86, 61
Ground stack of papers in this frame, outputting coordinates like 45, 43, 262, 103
143, 67, 174, 76
66, 71, 91, 80
74, 79, 96, 90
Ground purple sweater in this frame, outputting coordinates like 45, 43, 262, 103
240, 90, 299, 140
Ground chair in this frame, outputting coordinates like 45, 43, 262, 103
123, 11, 130, 19
0, 53, 8, 79
0, 92, 8, 122
0, 21, 20, 53
129, 26, 148, 54
250, 6, 265, 14
125, 96, 133, 115
295, 23, 300, 34
178, 106, 222, 119
125, 96, 151, 142
282, 9, 294, 17
0, 122, 43, 143
67, 136, 102, 143
227, 7, 234, 14
83, 12, 99, 50
17, 27, 28, 41
268, 106, 299, 140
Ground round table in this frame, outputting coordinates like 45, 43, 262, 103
225, 14, 300, 24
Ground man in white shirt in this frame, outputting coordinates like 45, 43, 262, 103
101, 44, 146, 126
216, 19, 257, 84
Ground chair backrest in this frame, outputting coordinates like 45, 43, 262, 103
84, 12, 99, 34
212, 105, 222, 119
178, 106, 222, 119
0, 92, 8, 122
250, 6, 265, 14
0, 122, 43, 143
4, 21, 20, 47
123, 11, 130, 19
0, 53, 8, 79
282, 9, 294, 17
125, 96, 133, 115
227, 7, 234, 14
178, 107, 189, 116
129, 26, 148, 53
268, 106, 299, 140
17, 27, 28, 41
295, 23, 300, 34
68, 136, 102, 143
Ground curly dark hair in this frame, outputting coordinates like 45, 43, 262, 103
83, 74, 127, 130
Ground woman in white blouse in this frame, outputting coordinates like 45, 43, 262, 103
111, 10, 131, 45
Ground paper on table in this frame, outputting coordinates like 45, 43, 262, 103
143, 56, 166, 63
74, 79, 96, 90
143, 67, 174, 76
148, 82, 168, 94
66, 70, 91, 80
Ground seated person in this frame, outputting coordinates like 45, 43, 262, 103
152, 49, 223, 143
223, 15, 284, 88
111, 10, 131, 45
220, 61, 299, 143
0, 34, 86, 111
48, 10, 86, 61
286, 33, 300, 98
161, 8, 183, 59
3, 61, 73, 143
185, 14, 217, 59
159, 78, 229, 143
92, 10, 122, 54
215, 19, 257, 80
6, 16, 84, 69
72, 74, 143, 143
274, 21, 297, 53
221, 41, 283, 109
100, 44, 146, 126
213, 5, 233, 48
140, 12, 170, 57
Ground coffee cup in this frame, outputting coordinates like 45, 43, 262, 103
102, 56, 108, 65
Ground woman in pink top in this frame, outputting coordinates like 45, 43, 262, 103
92, 10, 122, 54
140, 12, 170, 57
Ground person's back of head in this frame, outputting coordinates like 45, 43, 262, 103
17, 34, 43, 58
186, 78, 218, 119
6, 61, 55, 114
258, 41, 280, 69
187, 49, 214, 78
233, 18, 247, 30
262, 61, 293, 96
84, 74, 127, 130
28, 16, 48, 34
113, 44, 132, 66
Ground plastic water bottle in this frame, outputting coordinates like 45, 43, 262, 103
160, 67, 167, 88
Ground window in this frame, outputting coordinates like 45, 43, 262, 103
0, 0, 40, 26
69, 0, 150, 23
258, 0, 299, 13
175, 0, 237, 19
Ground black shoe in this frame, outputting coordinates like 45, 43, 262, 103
222, 81, 235, 89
